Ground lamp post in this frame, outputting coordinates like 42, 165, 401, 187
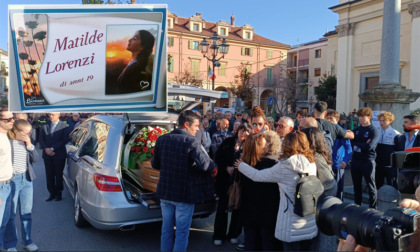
309, 96, 314, 114
200, 32, 229, 113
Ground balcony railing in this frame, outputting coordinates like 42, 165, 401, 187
298, 77, 308, 84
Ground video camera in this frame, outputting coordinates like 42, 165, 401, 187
316, 196, 419, 251
391, 124, 420, 195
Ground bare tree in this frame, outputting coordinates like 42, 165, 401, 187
173, 63, 203, 87
227, 62, 255, 106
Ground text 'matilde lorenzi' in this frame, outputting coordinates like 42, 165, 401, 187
44, 30, 103, 74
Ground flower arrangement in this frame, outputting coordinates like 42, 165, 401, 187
129, 126, 169, 166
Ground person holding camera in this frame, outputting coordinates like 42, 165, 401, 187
337, 196, 420, 251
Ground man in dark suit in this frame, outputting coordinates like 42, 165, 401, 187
39, 112, 69, 201
394, 114, 420, 151
152, 110, 216, 251
211, 119, 234, 159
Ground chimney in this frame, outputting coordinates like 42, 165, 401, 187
231, 14, 235, 26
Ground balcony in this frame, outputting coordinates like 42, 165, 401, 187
298, 77, 308, 84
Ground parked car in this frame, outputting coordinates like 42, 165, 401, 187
64, 84, 222, 230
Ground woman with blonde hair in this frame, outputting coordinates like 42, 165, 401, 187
239, 133, 280, 251
4, 119, 39, 251
250, 106, 267, 134
236, 131, 317, 251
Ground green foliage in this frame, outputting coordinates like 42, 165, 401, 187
228, 63, 256, 103
316, 75, 337, 110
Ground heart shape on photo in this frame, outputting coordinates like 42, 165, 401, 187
140, 81, 150, 90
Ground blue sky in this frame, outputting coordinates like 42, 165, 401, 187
1, 0, 339, 50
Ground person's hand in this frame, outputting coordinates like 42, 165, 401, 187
339, 161, 347, 169
400, 198, 420, 211
45, 148, 53, 155
234, 159, 242, 169
227, 166, 234, 175
337, 234, 370, 251
23, 135, 32, 148
367, 139, 371, 143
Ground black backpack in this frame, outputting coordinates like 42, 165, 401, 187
286, 173, 324, 217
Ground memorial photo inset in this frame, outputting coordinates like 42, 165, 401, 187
106, 25, 157, 95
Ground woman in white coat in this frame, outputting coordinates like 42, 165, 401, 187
235, 131, 318, 251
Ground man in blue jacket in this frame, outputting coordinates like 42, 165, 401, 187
351, 107, 380, 209
152, 110, 217, 252
326, 110, 353, 200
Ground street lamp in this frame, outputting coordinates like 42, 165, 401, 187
200, 31, 229, 112
200, 32, 229, 91
309, 96, 314, 114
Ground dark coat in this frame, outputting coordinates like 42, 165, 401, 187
152, 129, 215, 204
39, 120, 69, 160
239, 157, 279, 228
214, 136, 238, 194
394, 133, 420, 151
116, 60, 152, 94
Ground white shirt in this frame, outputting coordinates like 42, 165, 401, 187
0, 133, 13, 181
377, 126, 400, 145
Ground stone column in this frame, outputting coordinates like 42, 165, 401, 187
409, 3, 420, 110
359, 0, 420, 132
336, 23, 355, 114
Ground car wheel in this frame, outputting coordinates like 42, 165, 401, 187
74, 189, 88, 227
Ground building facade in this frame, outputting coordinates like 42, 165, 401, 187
330, 0, 420, 114
0, 48, 8, 93
287, 38, 333, 114
167, 12, 290, 111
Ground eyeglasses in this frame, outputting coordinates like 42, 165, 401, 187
253, 123, 264, 127
0, 117, 15, 123
236, 114, 242, 116
276, 124, 286, 129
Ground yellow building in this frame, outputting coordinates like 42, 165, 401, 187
330, 0, 420, 114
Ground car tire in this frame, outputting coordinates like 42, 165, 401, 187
74, 189, 88, 227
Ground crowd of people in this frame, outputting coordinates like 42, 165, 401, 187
156, 101, 420, 251
0, 104, 419, 252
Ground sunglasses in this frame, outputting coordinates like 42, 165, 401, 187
236, 114, 242, 116
0, 117, 15, 123
252, 123, 264, 127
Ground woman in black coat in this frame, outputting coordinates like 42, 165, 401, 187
116, 30, 155, 94
239, 132, 281, 251
213, 123, 252, 246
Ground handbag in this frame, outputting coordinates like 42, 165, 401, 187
227, 171, 241, 210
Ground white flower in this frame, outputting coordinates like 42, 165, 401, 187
151, 142, 155, 147
147, 144, 152, 148
147, 140, 151, 145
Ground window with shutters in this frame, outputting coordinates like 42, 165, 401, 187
189, 41, 200, 50
267, 50, 272, 59
169, 58, 174, 72
219, 63, 226, 76
168, 37, 174, 47
266, 67, 272, 84
315, 49, 321, 58
191, 59, 200, 77
314, 68, 321, 77
241, 47, 253, 56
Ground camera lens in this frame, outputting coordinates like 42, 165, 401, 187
316, 196, 383, 248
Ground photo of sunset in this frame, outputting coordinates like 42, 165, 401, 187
12, 13, 49, 106
105, 24, 158, 95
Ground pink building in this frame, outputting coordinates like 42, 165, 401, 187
167, 12, 290, 111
